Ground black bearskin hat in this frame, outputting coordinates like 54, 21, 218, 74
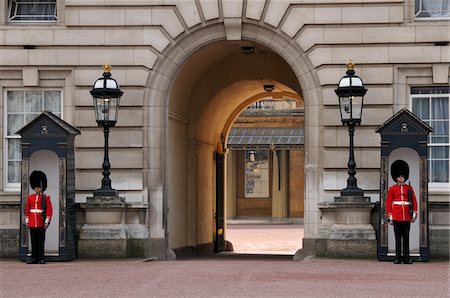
390, 160, 409, 182
30, 171, 47, 192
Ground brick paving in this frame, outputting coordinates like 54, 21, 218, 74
1, 224, 449, 298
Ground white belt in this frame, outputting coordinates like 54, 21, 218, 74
393, 201, 410, 206
30, 209, 43, 213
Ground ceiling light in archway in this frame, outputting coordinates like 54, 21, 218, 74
241, 46, 255, 54
263, 84, 274, 92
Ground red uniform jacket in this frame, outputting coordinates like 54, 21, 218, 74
25, 193, 53, 228
386, 184, 418, 222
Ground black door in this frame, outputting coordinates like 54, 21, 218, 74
214, 152, 225, 252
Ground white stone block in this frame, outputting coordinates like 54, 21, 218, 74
388, 6, 403, 22
389, 46, 441, 63
143, 29, 170, 52
364, 87, 393, 105
22, 67, 39, 87
65, 9, 80, 26
295, 27, 323, 51
336, 128, 381, 147
125, 9, 153, 26
55, 30, 105, 45
76, 170, 143, 190
75, 108, 143, 127
0, 49, 28, 65
323, 170, 339, 190
361, 148, 381, 168
264, 0, 291, 28
323, 128, 337, 147
315, 7, 342, 23
29, 49, 79, 66
362, 107, 392, 126
442, 47, 450, 63
105, 29, 143, 45
361, 66, 393, 84
432, 64, 449, 84
80, 9, 126, 26
224, 18, 242, 40
152, 8, 185, 38
134, 49, 158, 69
323, 148, 348, 168
246, 0, 265, 20
76, 149, 143, 169
282, 7, 314, 38
222, 0, 243, 17
333, 46, 389, 64
79, 48, 134, 66
5, 30, 54, 46
342, 7, 389, 23
199, 0, 220, 21
0, 30, 4, 45
75, 129, 143, 148
363, 27, 414, 43
74, 69, 122, 87
317, 67, 344, 86
308, 47, 332, 67
167, 0, 201, 28
324, 28, 362, 44
416, 25, 450, 42
125, 68, 149, 86
65, 0, 105, 5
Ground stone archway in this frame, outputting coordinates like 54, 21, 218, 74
147, 22, 322, 259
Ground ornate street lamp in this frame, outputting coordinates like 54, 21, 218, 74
335, 61, 367, 197
90, 64, 123, 197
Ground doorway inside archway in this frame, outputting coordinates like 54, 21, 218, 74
224, 97, 304, 255
167, 40, 306, 257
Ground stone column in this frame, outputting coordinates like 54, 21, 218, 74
196, 142, 214, 252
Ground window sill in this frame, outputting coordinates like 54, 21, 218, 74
414, 17, 450, 21
429, 183, 450, 195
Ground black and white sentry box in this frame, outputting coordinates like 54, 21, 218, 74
17, 111, 80, 261
376, 108, 433, 262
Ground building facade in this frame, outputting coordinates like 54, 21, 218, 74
0, 0, 448, 259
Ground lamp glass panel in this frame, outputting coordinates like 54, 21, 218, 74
339, 96, 352, 121
351, 96, 363, 120
339, 77, 350, 87
106, 79, 118, 89
94, 80, 104, 89
351, 77, 363, 87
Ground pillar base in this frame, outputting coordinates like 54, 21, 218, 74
316, 195, 376, 258
78, 196, 148, 258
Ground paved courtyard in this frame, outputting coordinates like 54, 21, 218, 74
1, 224, 449, 297
1, 256, 449, 297
226, 224, 303, 255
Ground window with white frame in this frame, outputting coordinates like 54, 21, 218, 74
415, 0, 450, 18
4, 90, 61, 188
245, 150, 270, 198
8, 0, 57, 22
411, 86, 449, 185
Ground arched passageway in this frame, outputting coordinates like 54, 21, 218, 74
149, 23, 322, 258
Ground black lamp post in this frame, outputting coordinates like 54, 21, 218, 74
90, 64, 123, 197
335, 61, 367, 197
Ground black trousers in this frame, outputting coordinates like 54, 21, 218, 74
29, 227, 46, 262
393, 221, 411, 262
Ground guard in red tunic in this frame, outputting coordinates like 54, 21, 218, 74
25, 171, 53, 264
386, 160, 417, 264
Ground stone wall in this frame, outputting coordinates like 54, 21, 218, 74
0, 0, 448, 259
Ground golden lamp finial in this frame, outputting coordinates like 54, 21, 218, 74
347, 60, 355, 71
103, 64, 111, 73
